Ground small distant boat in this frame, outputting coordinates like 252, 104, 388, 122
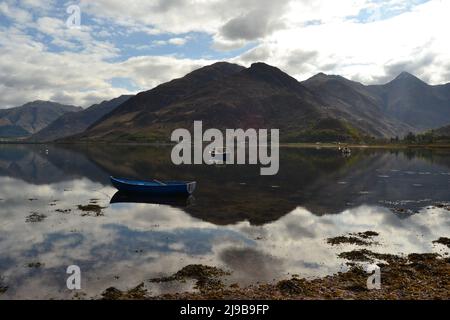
110, 177, 196, 195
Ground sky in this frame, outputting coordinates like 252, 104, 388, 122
0, 0, 449, 109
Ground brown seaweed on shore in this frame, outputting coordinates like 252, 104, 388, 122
55, 208, 72, 213
149, 264, 230, 292
98, 242, 450, 300
327, 236, 371, 246
354, 231, 379, 239
102, 283, 148, 300
433, 237, 450, 248
27, 262, 44, 268
327, 231, 379, 246
151, 253, 449, 300
25, 212, 46, 223
77, 204, 105, 216
337, 249, 399, 263
434, 203, 450, 211
277, 278, 314, 296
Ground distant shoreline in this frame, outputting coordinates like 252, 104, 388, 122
279, 143, 450, 149
2, 141, 450, 149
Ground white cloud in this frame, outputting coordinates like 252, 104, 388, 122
0, 1, 33, 23
168, 37, 187, 46
0, 0, 449, 109
234, 0, 450, 84
0, 173, 447, 298
153, 37, 189, 46
0, 25, 214, 108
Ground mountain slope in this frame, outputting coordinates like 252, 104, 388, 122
425, 123, 450, 143
87, 62, 246, 137
434, 124, 450, 136
367, 72, 450, 131
302, 73, 415, 137
0, 101, 82, 138
78, 63, 368, 142
30, 95, 132, 142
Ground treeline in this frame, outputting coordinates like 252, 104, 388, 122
389, 130, 450, 145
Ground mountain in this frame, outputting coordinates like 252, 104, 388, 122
303, 71, 450, 136
367, 72, 450, 131
29, 95, 132, 142
84, 62, 245, 139
76, 62, 369, 143
302, 73, 415, 137
67, 63, 450, 143
0, 101, 82, 138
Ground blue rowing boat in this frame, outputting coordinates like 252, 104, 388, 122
110, 177, 196, 195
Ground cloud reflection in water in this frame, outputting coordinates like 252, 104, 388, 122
0, 175, 448, 299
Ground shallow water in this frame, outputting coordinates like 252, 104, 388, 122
0, 145, 449, 299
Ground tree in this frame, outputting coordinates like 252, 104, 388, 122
404, 132, 416, 143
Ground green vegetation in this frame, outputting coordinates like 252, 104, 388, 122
282, 118, 371, 143
387, 130, 450, 146
0, 125, 30, 138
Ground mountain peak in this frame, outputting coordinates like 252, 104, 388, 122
304, 72, 357, 87
182, 61, 244, 83
392, 71, 424, 83
248, 62, 286, 74
308, 72, 332, 81
19, 100, 81, 111
0, 100, 82, 137
191, 61, 243, 74
246, 62, 301, 89
22, 100, 51, 107
210, 61, 241, 68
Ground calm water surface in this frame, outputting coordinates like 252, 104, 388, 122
0, 145, 449, 299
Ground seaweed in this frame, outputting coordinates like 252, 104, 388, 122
25, 212, 46, 223
149, 264, 230, 292
433, 237, 450, 248
27, 262, 44, 268
327, 231, 379, 246
77, 204, 105, 216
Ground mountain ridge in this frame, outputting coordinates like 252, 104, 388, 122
6, 62, 450, 143
0, 101, 82, 138
29, 95, 133, 142
73, 62, 450, 143
78, 62, 370, 142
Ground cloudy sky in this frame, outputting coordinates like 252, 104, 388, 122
0, 0, 449, 108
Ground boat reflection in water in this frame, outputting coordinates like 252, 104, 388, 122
110, 191, 195, 208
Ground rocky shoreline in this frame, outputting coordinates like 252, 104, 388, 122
101, 237, 450, 300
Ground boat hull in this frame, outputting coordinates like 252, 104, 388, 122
110, 177, 196, 195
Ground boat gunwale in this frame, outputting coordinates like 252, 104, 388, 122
110, 176, 196, 187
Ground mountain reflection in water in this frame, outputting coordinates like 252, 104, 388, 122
0, 144, 449, 299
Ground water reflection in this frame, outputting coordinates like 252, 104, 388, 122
110, 191, 194, 208
0, 145, 449, 299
